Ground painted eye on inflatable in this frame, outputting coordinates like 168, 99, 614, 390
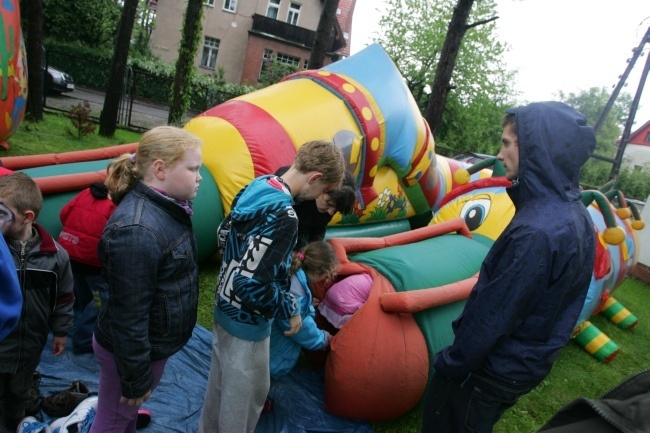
459, 197, 492, 231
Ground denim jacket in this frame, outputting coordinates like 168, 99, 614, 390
94, 181, 199, 399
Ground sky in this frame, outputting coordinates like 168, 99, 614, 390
350, 0, 650, 131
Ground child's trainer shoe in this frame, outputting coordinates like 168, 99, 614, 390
16, 416, 52, 433
49, 395, 98, 433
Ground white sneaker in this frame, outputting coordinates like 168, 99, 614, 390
16, 416, 52, 433
49, 395, 98, 433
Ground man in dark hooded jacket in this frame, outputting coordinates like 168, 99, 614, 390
421, 101, 597, 433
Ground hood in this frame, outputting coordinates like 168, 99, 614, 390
507, 101, 596, 205
230, 175, 294, 222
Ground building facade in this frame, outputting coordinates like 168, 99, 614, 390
623, 120, 650, 171
149, 0, 355, 86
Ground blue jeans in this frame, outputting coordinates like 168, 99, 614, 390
421, 371, 532, 433
71, 273, 108, 354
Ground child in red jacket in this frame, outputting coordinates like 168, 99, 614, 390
58, 182, 116, 354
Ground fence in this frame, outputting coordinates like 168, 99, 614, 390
44, 50, 236, 131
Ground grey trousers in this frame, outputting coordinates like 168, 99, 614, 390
198, 321, 270, 433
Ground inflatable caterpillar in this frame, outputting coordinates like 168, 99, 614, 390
1, 20, 644, 421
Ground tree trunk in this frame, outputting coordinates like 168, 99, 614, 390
99, 0, 139, 137
168, 0, 203, 126
308, 0, 340, 70
424, 0, 474, 138
23, 0, 44, 121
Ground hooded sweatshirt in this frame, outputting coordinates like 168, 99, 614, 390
214, 175, 300, 341
433, 101, 597, 386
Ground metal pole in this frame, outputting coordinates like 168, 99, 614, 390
610, 42, 650, 181
593, 27, 649, 135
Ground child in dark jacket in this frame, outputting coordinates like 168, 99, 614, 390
0, 172, 74, 432
58, 181, 116, 354
91, 126, 203, 433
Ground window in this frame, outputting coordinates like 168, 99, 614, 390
223, 0, 236, 13
287, 2, 301, 25
266, 0, 280, 19
259, 49, 274, 78
200, 37, 220, 69
276, 52, 300, 68
302, 59, 309, 70
645, 131, 650, 143
203, 0, 215, 6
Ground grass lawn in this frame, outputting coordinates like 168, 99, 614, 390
5, 112, 650, 432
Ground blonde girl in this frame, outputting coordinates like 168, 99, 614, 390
91, 126, 202, 433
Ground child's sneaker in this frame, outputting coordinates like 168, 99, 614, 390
42, 381, 90, 418
136, 409, 151, 430
25, 371, 42, 416
16, 416, 52, 433
49, 395, 98, 433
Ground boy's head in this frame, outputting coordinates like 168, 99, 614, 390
0, 173, 42, 237
294, 140, 345, 186
292, 140, 345, 201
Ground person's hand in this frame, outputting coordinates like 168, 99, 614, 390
285, 315, 302, 336
312, 298, 321, 307
52, 336, 67, 355
120, 390, 152, 407
322, 330, 332, 350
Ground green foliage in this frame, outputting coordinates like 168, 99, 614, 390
616, 167, 650, 200
131, 0, 157, 59
258, 60, 298, 87
376, 0, 516, 153
43, 0, 121, 49
558, 87, 642, 197
169, 0, 204, 125
6, 111, 141, 155
436, 93, 506, 155
67, 101, 96, 138
559, 87, 631, 157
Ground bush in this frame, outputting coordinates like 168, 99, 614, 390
67, 101, 96, 138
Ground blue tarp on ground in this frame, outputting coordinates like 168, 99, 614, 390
34, 325, 373, 433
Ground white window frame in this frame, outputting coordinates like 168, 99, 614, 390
222, 0, 237, 13
203, 0, 215, 7
259, 49, 274, 79
276, 52, 300, 68
266, 0, 280, 19
287, 2, 301, 26
200, 37, 220, 70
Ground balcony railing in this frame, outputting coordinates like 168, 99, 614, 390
251, 14, 345, 52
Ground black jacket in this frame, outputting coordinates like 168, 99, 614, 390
538, 370, 650, 433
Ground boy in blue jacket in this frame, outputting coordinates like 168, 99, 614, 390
199, 140, 345, 433
421, 102, 597, 433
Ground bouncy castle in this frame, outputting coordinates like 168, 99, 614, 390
1, 6, 644, 420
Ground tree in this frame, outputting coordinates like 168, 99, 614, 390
308, 0, 340, 70
168, 0, 203, 126
376, 0, 515, 151
43, 0, 121, 49
559, 87, 633, 189
132, 0, 157, 58
424, 0, 498, 137
99, 0, 139, 137
21, 0, 44, 121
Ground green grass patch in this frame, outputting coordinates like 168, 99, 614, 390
3, 111, 142, 157
5, 115, 649, 432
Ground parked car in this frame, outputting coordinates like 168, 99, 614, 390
45, 66, 75, 94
